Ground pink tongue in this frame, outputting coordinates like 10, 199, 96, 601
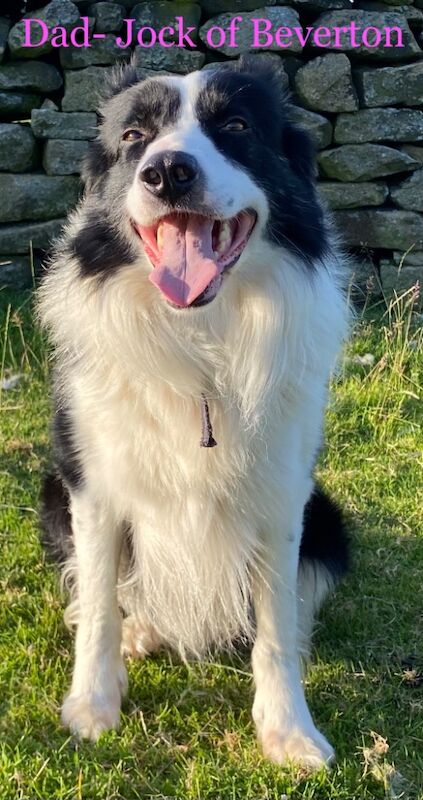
148, 216, 221, 307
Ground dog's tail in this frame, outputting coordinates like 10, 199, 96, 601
300, 485, 349, 580
297, 485, 349, 655
39, 472, 73, 565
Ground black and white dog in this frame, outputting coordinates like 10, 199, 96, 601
38, 57, 349, 769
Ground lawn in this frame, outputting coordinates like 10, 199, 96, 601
0, 285, 422, 800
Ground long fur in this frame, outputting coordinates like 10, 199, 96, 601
39, 230, 347, 656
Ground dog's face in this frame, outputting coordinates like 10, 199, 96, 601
77, 60, 327, 310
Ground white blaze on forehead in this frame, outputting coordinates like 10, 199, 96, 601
138, 70, 206, 160
168, 69, 208, 125
132, 71, 269, 223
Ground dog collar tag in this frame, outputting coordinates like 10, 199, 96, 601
200, 394, 217, 448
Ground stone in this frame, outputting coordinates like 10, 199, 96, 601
202, 51, 289, 84
199, 7, 302, 57
294, 0, 354, 6
318, 181, 389, 209
334, 109, 423, 144
292, 0, 351, 6
0, 175, 80, 223
401, 145, 423, 165
0, 17, 11, 62
370, 0, 413, 5
318, 144, 420, 181
8, 0, 80, 59
401, 6, 423, 23
0, 92, 42, 118
135, 67, 169, 81
87, 16, 97, 38
60, 34, 129, 68
355, 2, 423, 25
43, 139, 90, 175
62, 66, 114, 111
0, 124, 39, 172
88, 2, 125, 33
311, 10, 420, 60
349, 258, 381, 299
133, 45, 205, 73
31, 108, 97, 140
379, 263, 423, 297
0, 219, 65, 254
0, 61, 62, 93
131, 2, 201, 42
290, 107, 332, 149
355, 63, 423, 109
199, 0, 277, 12
333, 209, 423, 250
295, 54, 358, 113
392, 250, 423, 266
0, 255, 40, 289
105, 0, 147, 5
390, 171, 423, 212
42, 98, 59, 110
281, 56, 303, 83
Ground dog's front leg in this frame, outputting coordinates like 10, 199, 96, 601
252, 482, 334, 770
61, 491, 127, 740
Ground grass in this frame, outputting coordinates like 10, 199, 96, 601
0, 283, 422, 800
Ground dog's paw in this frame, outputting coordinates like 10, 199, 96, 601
62, 660, 127, 741
260, 726, 335, 770
61, 689, 122, 740
121, 615, 161, 659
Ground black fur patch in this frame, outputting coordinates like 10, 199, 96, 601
52, 407, 84, 490
82, 74, 180, 189
75, 76, 182, 279
122, 79, 181, 135
70, 210, 137, 277
39, 472, 73, 566
197, 62, 327, 265
300, 486, 349, 579
81, 140, 113, 194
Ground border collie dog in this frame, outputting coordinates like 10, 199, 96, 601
38, 57, 349, 769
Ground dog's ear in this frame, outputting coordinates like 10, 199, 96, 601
282, 119, 317, 184
235, 53, 288, 96
100, 62, 140, 104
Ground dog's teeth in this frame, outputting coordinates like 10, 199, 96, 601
157, 223, 164, 251
216, 221, 231, 255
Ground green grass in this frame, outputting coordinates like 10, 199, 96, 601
0, 285, 422, 800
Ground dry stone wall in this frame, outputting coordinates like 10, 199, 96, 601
1, 0, 423, 299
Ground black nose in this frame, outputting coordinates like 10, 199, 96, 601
140, 151, 199, 202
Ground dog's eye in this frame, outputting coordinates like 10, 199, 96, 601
221, 118, 248, 132
122, 129, 144, 142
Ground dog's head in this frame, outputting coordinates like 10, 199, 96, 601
77, 57, 327, 310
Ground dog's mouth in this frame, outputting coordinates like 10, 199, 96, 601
133, 210, 257, 308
